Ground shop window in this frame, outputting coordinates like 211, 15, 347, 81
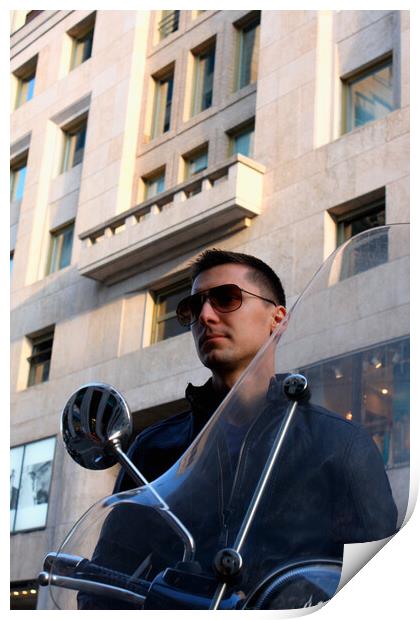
228, 119, 255, 157
27, 328, 54, 387
151, 68, 174, 138
10, 581, 39, 610
143, 169, 165, 201
10, 154, 28, 202
152, 281, 191, 343
61, 116, 87, 172
236, 12, 260, 90
343, 56, 394, 133
158, 10, 180, 40
191, 40, 215, 116
68, 13, 95, 70
14, 57, 37, 109
10, 436, 56, 532
300, 338, 409, 469
47, 222, 74, 275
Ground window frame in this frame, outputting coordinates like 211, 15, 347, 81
151, 67, 175, 139
143, 168, 166, 201
61, 116, 88, 173
343, 55, 394, 133
46, 221, 75, 275
10, 154, 28, 202
14, 57, 37, 109
235, 12, 261, 91
228, 119, 255, 157
335, 198, 386, 246
191, 40, 216, 117
151, 280, 191, 344
68, 12, 96, 71
26, 328, 55, 388
157, 10, 180, 41
184, 144, 209, 180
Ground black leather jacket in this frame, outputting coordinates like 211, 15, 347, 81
78, 377, 398, 609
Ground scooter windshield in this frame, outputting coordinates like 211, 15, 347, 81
46, 224, 409, 610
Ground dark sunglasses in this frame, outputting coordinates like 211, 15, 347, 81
176, 283, 277, 327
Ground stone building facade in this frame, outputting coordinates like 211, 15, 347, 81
10, 10, 409, 609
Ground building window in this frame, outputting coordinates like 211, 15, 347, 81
14, 57, 37, 109
47, 222, 74, 275
336, 199, 386, 246
151, 69, 174, 138
236, 13, 260, 90
191, 41, 215, 117
27, 329, 54, 387
10, 251, 14, 276
68, 13, 95, 70
184, 145, 208, 180
333, 197, 387, 279
10, 581, 39, 610
10, 436, 56, 533
10, 155, 28, 202
158, 10, 180, 40
153, 282, 191, 343
300, 337, 409, 469
144, 169, 165, 201
344, 57, 394, 132
229, 120, 255, 157
61, 117, 87, 172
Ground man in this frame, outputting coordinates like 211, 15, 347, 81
78, 249, 397, 609
114, 249, 287, 490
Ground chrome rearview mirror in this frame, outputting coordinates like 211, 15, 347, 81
61, 383, 133, 471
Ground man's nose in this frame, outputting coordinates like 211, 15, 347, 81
198, 297, 219, 325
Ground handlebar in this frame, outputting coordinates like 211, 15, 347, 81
39, 552, 151, 607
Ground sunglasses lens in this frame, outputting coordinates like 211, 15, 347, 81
176, 285, 243, 325
211, 285, 242, 312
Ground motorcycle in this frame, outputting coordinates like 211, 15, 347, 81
39, 224, 409, 610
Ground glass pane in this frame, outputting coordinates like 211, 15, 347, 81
239, 22, 259, 89
146, 174, 165, 199
233, 128, 254, 157
349, 63, 393, 130
14, 438, 55, 532
202, 49, 215, 110
11, 164, 27, 201
156, 316, 189, 342
59, 226, 74, 269
188, 151, 208, 177
72, 126, 86, 167
157, 286, 190, 318
10, 446, 25, 531
342, 207, 386, 241
26, 75, 35, 101
81, 30, 93, 62
300, 337, 409, 469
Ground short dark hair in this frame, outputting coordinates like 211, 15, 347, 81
190, 248, 286, 308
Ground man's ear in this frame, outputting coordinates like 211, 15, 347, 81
270, 306, 286, 333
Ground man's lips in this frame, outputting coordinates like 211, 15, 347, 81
199, 333, 228, 347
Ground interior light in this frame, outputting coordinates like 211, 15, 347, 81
333, 366, 344, 379
381, 388, 389, 395
345, 412, 353, 420
371, 356, 382, 369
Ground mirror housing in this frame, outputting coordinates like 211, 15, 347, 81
61, 383, 133, 470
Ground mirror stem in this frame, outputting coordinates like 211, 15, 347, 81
109, 438, 149, 487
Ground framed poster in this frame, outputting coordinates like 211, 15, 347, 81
10, 437, 56, 533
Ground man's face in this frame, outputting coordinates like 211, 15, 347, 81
191, 263, 285, 377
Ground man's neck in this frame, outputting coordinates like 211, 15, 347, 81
211, 371, 241, 398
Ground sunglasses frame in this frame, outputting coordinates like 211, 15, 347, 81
176, 283, 277, 327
